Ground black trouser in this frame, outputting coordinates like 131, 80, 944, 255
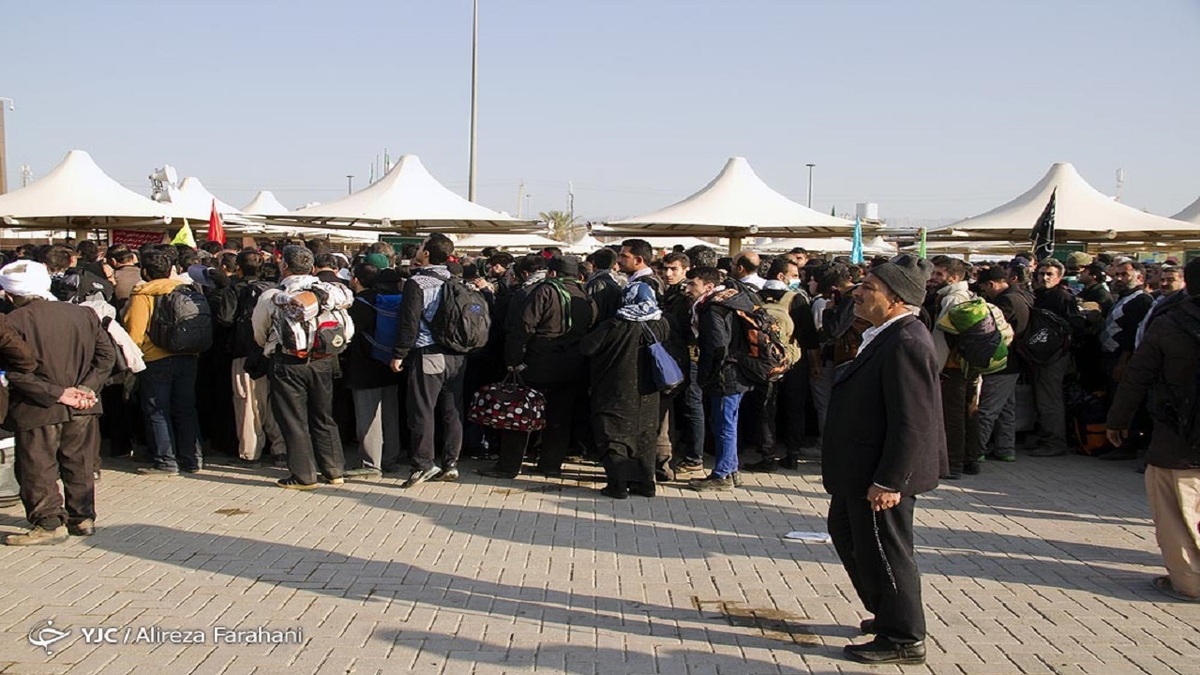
941, 369, 971, 471
406, 350, 466, 472
269, 356, 345, 484
15, 416, 99, 529
527, 381, 583, 472
828, 494, 925, 644
671, 360, 706, 462
776, 363, 810, 453
495, 430, 531, 476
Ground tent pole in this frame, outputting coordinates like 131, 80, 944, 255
728, 235, 742, 255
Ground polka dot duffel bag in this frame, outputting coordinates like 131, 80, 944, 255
468, 369, 547, 432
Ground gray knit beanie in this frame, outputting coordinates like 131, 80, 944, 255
871, 254, 933, 306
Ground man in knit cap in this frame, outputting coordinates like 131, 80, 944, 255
822, 254, 946, 665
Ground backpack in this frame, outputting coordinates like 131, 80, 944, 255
149, 283, 214, 353
1016, 308, 1072, 365
229, 279, 273, 358
355, 293, 403, 364
430, 279, 491, 353
272, 282, 354, 361
710, 289, 791, 384
936, 297, 1014, 375
760, 291, 803, 368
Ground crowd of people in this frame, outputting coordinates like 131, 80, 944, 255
0, 233, 1197, 664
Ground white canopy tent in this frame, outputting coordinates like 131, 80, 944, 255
0, 150, 171, 227
1171, 197, 1200, 225
606, 157, 855, 252
563, 234, 605, 253
274, 155, 537, 234
241, 191, 291, 216
940, 163, 1199, 242
453, 232, 561, 251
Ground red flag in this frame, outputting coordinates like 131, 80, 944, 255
207, 198, 227, 245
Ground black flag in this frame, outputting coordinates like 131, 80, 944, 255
1030, 188, 1056, 261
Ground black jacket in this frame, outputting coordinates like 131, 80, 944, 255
696, 289, 756, 396
822, 315, 947, 497
344, 289, 403, 390
504, 278, 596, 384
585, 272, 624, 324
1107, 298, 1200, 469
991, 284, 1033, 375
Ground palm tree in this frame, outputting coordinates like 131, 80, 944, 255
540, 210, 580, 243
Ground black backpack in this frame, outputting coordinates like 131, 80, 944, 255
149, 283, 214, 353
229, 279, 273, 358
1015, 308, 1071, 365
709, 288, 791, 384
430, 279, 491, 353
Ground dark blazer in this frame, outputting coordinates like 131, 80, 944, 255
4, 299, 116, 431
822, 314, 946, 498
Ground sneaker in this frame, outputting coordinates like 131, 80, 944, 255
402, 466, 442, 488
5, 525, 69, 546
436, 467, 460, 482
962, 461, 982, 476
988, 451, 1016, 462
136, 467, 179, 476
674, 459, 705, 474
743, 457, 780, 473
323, 476, 345, 486
277, 477, 320, 491
732, 471, 744, 487
1028, 445, 1067, 457
688, 474, 734, 492
67, 519, 95, 537
181, 467, 202, 475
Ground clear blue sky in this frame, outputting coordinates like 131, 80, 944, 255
2, 0, 1197, 224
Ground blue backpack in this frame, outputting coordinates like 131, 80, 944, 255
357, 294, 402, 364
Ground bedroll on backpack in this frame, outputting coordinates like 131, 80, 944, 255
936, 297, 1013, 375
430, 280, 491, 353
1016, 308, 1072, 365
760, 292, 803, 368
356, 293, 403, 364
149, 283, 214, 353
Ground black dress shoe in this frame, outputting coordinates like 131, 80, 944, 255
628, 482, 656, 498
859, 618, 876, 634
743, 457, 780, 473
844, 637, 926, 665
600, 485, 629, 500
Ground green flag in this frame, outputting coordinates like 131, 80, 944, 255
918, 228, 927, 258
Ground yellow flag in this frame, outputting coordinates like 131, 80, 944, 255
171, 218, 197, 248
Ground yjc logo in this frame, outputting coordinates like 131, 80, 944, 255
28, 619, 71, 655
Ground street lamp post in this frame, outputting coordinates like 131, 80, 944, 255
467, 0, 479, 202
805, 163, 815, 209
346, 175, 354, 195
0, 98, 13, 195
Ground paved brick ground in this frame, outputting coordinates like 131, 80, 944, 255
0, 450, 1196, 674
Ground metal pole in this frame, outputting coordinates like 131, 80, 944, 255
467, 0, 479, 202
805, 163, 815, 208
0, 98, 12, 195
346, 175, 354, 194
